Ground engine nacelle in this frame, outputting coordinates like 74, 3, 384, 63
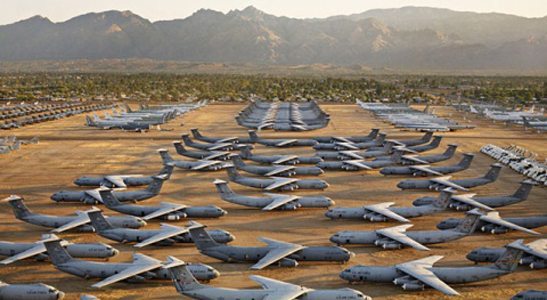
166, 211, 187, 221
82, 195, 99, 205
530, 260, 546, 269
280, 184, 298, 191
519, 256, 535, 265
364, 213, 387, 222
382, 242, 403, 250
280, 203, 300, 211
490, 227, 509, 234
278, 258, 299, 268
156, 238, 176, 246
480, 224, 496, 233
402, 282, 425, 291
393, 275, 413, 285
126, 275, 147, 283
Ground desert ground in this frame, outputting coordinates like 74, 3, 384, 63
0, 103, 545, 300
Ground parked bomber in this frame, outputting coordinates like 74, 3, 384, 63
247, 130, 318, 147
313, 128, 379, 144
100, 188, 226, 221
467, 239, 546, 269
380, 153, 474, 176
73, 164, 174, 188
0, 280, 64, 300
181, 134, 235, 151
225, 166, 329, 191
44, 240, 218, 288
158, 149, 227, 171
397, 163, 502, 191
230, 154, 324, 177
51, 174, 167, 204
188, 222, 353, 269
4, 196, 145, 233
325, 187, 454, 223
173, 141, 231, 161
190, 128, 240, 144
214, 179, 334, 210
87, 211, 234, 248
313, 133, 386, 151
437, 210, 546, 235
168, 264, 370, 300
239, 145, 322, 165
340, 239, 528, 296
0, 233, 117, 265
412, 180, 534, 210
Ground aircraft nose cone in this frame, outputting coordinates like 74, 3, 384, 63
56, 291, 65, 300
324, 210, 332, 218
111, 248, 120, 256
327, 198, 335, 206
396, 182, 405, 189
329, 235, 340, 244
220, 209, 228, 216
212, 269, 221, 279
50, 193, 61, 202
139, 219, 148, 226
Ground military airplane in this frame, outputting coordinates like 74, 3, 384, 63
73, 164, 173, 188
437, 210, 545, 235
4, 196, 145, 233
467, 239, 546, 269
230, 154, 324, 177
313, 133, 386, 151
100, 188, 226, 220
87, 210, 233, 248
313, 128, 379, 144
181, 134, 235, 151
214, 179, 334, 210
158, 149, 226, 171
511, 290, 547, 300
375, 144, 458, 165
44, 240, 218, 288
238, 145, 322, 165
225, 166, 329, 191
190, 128, 240, 144
0, 234, 117, 265
51, 174, 167, 204
0, 280, 64, 300
188, 222, 354, 269
173, 141, 231, 161
340, 239, 528, 296
247, 130, 318, 147
397, 164, 502, 191
380, 153, 474, 176
168, 264, 370, 300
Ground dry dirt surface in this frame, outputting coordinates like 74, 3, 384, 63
0, 104, 546, 300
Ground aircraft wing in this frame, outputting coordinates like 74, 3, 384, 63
364, 202, 410, 223
50, 208, 100, 233
291, 125, 308, 131
191, 160, 221, 170
104, 176, 128, 188
265, 166, 296, 177
430, 177, 469, 191
275, 139, 298, 147
332, 136, 353, 143
451, 194, 494, 211
0, 239, 69, 265
335, 142, 359, 150
343, 160, 372, 170
376, 225, 430, 251
207, 143, 231, 151
480, 212, 540, 235
250, 238, 304, 270
250, 275, 310, 300
396, 256, 460, 296
402, 155, 430, 165
92, 253, 162, 288
522, 239, 547, 260
217, 137, 238, 143
85, 189, 104, 203
134, 224, 189, 248
262, 193, 299, 211
264, 177, 299, 191
272, 155, 299, 165
142, 202, 187, 221
203, 151, 230, 160
409, 165, 444, 176
339, 151, 365, 160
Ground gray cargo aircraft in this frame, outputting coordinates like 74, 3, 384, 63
313, 133, 386, 151
190, 128, 239, 144
230, 154, 323, 177
380, 153, 474, 176
467, 239, 546, 269
158, 149, 226, 171
181, 134, 235, 151
173, 141, 231, 161
247, 130, 317, 147
73, 164, 173, 188
437, 211, 545, 235
239, 145, 322, 165
225, 166, 329, 191
313, 128, 379, 144
0, 280, 64, 300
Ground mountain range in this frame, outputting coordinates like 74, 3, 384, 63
0, 6, 546, 72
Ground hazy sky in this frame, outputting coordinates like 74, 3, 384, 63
2, 0, 547, 25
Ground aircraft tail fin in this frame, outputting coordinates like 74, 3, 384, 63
483, 164, 502, 182
158, 164, 175, 180
124, 103, 132, 113
226, 166, 242, 181
512, 181, 533, 200
421, 132, 433, 142
383, 141, 394, 152
455, 209, 481, 234
429, 136, 442, 147
87, 210, 114, 232
158, 149, 174, 164
146, 175, 166, 195
181, 134, 193, 145
521, 116, 532, 128
457, 153, 474, 169
391, 149, 403, 163
190, 128, 202, 139
443, 144, 458, 157
368, 128, 380, 139
239, 145, 253, 158
168, 265, 206, 293
376, 133, 386, 144
44, 240, 74, 265
98, 189, 122, 208
188, 223, 220, 250
85, 115, 95, 126
493, 240, 525, 272
213, 179, 234, 198
6, 196, 33, 219
433, 189, 453, 209
173, 141, 187, 155
248, 130, 258, 142
230, 154, 246, 168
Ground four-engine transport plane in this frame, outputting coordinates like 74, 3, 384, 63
87, 210, 234, 248
100, 188, 226, 221
50, 174, 167, 204
188, 222, 354, 270
168, 264, 370, 300
316, 140, 402, 161
173, 141, 231, 161
190, 128, 240, 144
511, 290, 547, 300
181, 134, 235, 151
380, 153, 474, 176
230, 154, 324, 177
340, 239, 528, 296
404, 135, 443, 153
437, 210, 546, 235
388, 132, 434, 147
0, 234, 118, 265
158, 149, 227, 171
247, 130, 318, 147
467, 239, 546, 269
73, 164, 174, 188
225, 166, 329, 191
239, 145, 323, 165
0, 280, 65, 300
325, 187, 454, 222
44, 240, 219, 288
412, 180, 534, 210
330, 209, 482, 250
214, 179, 334, 210
397, 163, 502, 191
376, 143, 458, 165
4, 196, 145, 233
313, 133, 386, 151
313, 128, 379, 144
